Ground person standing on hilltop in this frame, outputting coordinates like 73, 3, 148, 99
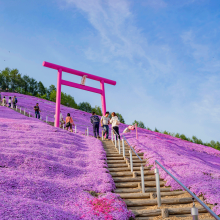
12, 96, 16, 108
2, 96, 6, 106
110, 112, 120, 140
14, 96, 18, 108
90, 112, 100, 138
8, 97, 12, 108
34, 103, 41, 119
101, 111, 110, 140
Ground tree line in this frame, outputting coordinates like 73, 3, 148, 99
0, 67, 125, 123
133, 120, 220, 151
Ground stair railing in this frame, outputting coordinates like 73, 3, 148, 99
122, 135, 145, 193
155, 160, 220, 220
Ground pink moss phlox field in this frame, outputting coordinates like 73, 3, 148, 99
123, 128, 220, 215
0, 105, 133, 219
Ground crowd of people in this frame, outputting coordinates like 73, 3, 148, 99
0, 95, 18, 108
1, 96, 134, 140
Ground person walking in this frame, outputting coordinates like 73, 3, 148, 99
12, 96, 16, 108
34, 103, 41, 119
65, 113, 75, 132
101, 111, 110, 140
8, 97, 11, 108
110, 112, 120, 139
14, 96, 18, 108
90, 112, 100, 138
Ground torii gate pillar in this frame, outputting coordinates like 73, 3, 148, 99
43, 61, 116, 127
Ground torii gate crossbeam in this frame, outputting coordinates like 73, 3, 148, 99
42, 61, 116, 128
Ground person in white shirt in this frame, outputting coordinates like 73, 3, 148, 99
110, 112, 120, 140
54, 111, 64, 128
2, 96, 6, 106
101, 111, 110, 140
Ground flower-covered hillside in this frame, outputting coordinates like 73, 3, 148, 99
0, 106, 133, 219
124, 129, 220, 215
1, 92, 128, 136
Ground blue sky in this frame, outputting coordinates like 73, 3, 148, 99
0, 0, 220, 142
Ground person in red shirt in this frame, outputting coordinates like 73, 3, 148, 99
65, 113, 75, 132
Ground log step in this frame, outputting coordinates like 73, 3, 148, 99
133, 207, 209, 217
107, 167, 151, 172
108, 164, 128, 168
168, 206, 208, 215
133, 209, 161, 217
106, 157, 124, 160
110, 171, 154, 177
115, 182, 138, 188
108, 167, 131, 172
118, 191, 186, 199
135, 171, 154, 175
110, 171, 133, 177
119, 193, 151, 199
125, 197, 193, 207
107, 160, 126, 163
114, 188, 141, 193
113, 176, 161, 182
135, 217, 158, 220
115, 181, 164, 188
144, 187, 171, 192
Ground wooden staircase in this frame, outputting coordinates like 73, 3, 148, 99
103, 139, 215, 220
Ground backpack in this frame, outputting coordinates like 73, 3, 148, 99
116, 120, 120, 125
15, 98, 17, 103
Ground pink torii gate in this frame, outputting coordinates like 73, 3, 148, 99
42, 61, 116, 128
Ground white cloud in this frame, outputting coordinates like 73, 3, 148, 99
62, 0, 175, 81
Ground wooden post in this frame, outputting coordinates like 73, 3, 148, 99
161, 209, 169, 218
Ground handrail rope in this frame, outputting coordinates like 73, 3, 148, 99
122, 135, 143, 162
155, 160, 220, 220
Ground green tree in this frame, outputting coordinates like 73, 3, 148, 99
175, 133, 180, 138
21, 75, 31, 93
154, 128, 159, 132
29, 78, 38, 95
92, 105, 102, 116
46, 84, 56, 99
9, 68, 20, 91
180, 134, 189, 141
192, 136, 198, 143
78, 102, 92, 113
116, 112, 125, 124
132, 120, 146, 128
49, 90, 56, 102
38, 81, 46, 96
1, 68, 10, 90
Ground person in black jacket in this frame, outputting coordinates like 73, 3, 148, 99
90, 112, 100, 138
